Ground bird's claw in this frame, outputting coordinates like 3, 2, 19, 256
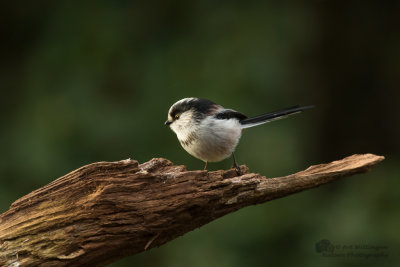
234, 165, 242, 176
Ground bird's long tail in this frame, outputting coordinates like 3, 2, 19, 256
240, 105, 313, 129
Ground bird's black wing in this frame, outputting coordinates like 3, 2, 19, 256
214, 109, 248, 121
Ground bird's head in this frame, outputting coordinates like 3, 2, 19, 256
165, 97, 221, 134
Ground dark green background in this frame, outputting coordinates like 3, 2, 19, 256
1, 1, 399, 266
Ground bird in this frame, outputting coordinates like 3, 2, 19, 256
165, 97, 313, 175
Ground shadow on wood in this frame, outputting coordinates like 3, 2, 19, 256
0, 153, 384, 266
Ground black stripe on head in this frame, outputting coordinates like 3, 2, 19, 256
214, 109, 247, 121
191, 98, 219, 114
170, 98, 220, 121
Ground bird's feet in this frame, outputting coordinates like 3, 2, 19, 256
203, 161, 208, 171
234, 165, 242, 176
231, 152, 242, 176
232, 162, 242, 176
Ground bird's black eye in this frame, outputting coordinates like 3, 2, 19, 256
174, 114, 180, 120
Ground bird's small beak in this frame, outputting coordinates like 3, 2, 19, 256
165, 120, 172, 126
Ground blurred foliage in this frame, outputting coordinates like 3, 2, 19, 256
1, 1, 399, 267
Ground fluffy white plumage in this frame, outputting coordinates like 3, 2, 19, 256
165, 97, 312, 170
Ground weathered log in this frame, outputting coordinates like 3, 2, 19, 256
0, 153, 384, 266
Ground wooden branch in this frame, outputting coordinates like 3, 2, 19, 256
0, 153, 384, 267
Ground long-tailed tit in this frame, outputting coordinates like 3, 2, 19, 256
165, 97, 313, 174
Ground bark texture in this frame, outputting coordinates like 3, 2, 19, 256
0, 153, 384, 266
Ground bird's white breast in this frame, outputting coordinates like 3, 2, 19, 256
178, 117, 242, 162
